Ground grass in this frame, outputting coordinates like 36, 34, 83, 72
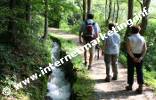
72, 56, 95, 100
144, 71, 156, 94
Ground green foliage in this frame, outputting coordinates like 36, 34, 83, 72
0, 1, 51, 99
119, 52, 127, 66
144, 19, 156, 71
0, 38, 51, 100
60, 20, 71, 31
25, 77, 48, 100
31, 15, 44, 36
69, 23, 81, 35
144, 71, 156, 93
72, 56, 95, 100
48, 0, 79, 27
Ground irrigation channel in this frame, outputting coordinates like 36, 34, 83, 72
46, 42, 71, 100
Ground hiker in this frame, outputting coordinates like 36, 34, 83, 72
79, 13, 101, 70
125, 26, 147, 94
103, 23, 120, 82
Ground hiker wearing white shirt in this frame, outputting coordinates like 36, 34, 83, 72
125, 26, 147, 94
103, 23, 120, 82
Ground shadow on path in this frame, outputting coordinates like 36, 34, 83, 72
95, 90, 137, 100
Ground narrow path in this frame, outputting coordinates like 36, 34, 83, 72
90, 58, 155, 100
49, 28, 156, 100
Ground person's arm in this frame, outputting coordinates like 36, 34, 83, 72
102, 31, 110, 53
138, 42, 147, 62
126, 39, 138, 62
79, 23, 83, 44
79, 31, 82, 43
101, 35, 107, 55
96, 23, 101, 33
93, 23, 98, 38
118, 34, 121, 53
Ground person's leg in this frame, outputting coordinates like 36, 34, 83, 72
83, 40, 87, 65
88, 47, 94, 69
84, 49, 87, 65
136, 62, 144, 84
104, 54, 111, 81
95, 44, 100, 60
126, 54, 134, 90
97, 46, 100, 60
111, 54, 118, 80
135, 59, 144, 94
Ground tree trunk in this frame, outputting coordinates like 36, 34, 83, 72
140, 0, 151, 34
105, 0, 108, 21
115, 0, 119, 23
83, 0, 87, 21
87, 0, 92, 14
26, 0, 32, 23
112, 1, 116, 22
124, 0, 133, 39
76, 1, 83, 14
42, 0, 48, 39
8, 0, 16, 43
106, 0, 112, 25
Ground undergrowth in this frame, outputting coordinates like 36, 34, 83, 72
0, 22, 51, 100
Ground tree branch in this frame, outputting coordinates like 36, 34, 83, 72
136, 0, 143, 9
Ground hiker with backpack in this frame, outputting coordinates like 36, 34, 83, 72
103, 23, 120, 82
79, 13, 101, 70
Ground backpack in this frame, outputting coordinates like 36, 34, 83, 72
83, 20, 97, 41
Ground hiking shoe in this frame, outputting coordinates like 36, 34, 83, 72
135, 88, 143, 94
88, 65, 91, 70
112, 76, 117, 80
83, 61, 87, 66
135, 86, 143, 94
104, 77, 111, 82
125, 85, 132, 91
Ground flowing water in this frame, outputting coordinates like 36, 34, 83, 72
46, 42, 71, 100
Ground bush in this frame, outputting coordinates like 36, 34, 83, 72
119, 52, 127, 66
143, 19, 156, 71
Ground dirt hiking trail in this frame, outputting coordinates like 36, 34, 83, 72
49, 28, 156, 100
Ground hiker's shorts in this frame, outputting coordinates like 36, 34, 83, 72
82, 39, 95, 53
